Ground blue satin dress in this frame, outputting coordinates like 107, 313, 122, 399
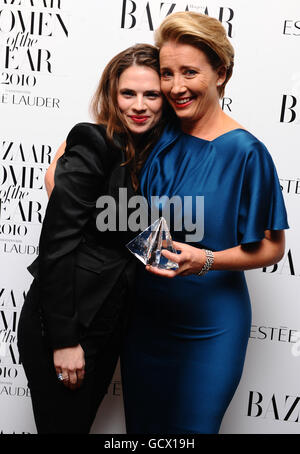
121, 126, 289, 434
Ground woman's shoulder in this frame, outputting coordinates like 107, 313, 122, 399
66, 122, 124, 155
217, 116, 265, 151
64, 122, 120, 173
66, 122, 108, 146
220, 125, 270, 159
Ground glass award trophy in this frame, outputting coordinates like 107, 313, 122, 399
126, 217, 179, 270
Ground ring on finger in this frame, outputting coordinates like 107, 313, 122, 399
57, 373, 69, 382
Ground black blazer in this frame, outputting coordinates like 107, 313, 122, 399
29, 123, 137, 350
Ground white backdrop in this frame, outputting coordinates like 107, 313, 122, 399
0, 0, 299, 434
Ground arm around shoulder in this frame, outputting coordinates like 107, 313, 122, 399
44, 123, 110, 197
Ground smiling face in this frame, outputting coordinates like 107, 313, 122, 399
117, 65, 163, 136
159, 41, 225, 127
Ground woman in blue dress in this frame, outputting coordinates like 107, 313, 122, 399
121, 12, 289, 434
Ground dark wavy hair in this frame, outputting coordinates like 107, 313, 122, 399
90, 44, 174, 190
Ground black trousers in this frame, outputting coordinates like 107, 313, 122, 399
17, 276, 128, 434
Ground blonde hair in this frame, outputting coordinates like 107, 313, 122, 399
155, 12, 234, 98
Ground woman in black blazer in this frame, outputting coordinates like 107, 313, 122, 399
17, 44, 170, 434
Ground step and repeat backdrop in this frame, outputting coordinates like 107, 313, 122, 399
0, 0, 299, 434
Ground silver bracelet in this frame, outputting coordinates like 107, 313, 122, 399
198, 249, 214, 276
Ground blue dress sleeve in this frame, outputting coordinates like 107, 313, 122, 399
238, 140, 289, 244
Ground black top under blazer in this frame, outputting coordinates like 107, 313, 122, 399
29, 123, 137, 350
